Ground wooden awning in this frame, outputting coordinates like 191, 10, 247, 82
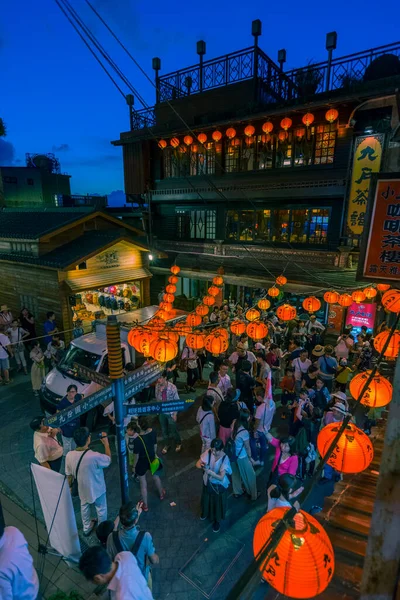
65, 267, 152, 292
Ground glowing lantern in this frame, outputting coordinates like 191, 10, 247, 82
195, 304, 209, 316
382, 289, 400, 312
374, 330, 400, 358
351, 290, 366, 303
156, 309, 168, 320
168, 275, 179, 284
302, 296, 321, 313
244, 125, 255, 137
276, 275, 287, 286
170, 137, 179, 148
280, 117, 292, 131
108, 286, 117, 295
261, 134, 271, 143
163, 293, 175, 303
364, 286, 377, 299
205, 331, 229, 355
191, 144, 198, 153
245, 307, 261, 322
213, 327, 229, 339
230, 320, 246, 335
247, 321, 268, 340
183, 135, 193, 146
159, 301, 173, 312
324, 290, 340, 304
277, 304, 297, 321
174, 322, 192, 336
198, 132, 207, 144
207, 286, 220, 297
158, 139, 167, 150
150, 337, 178, 362
338, 293, 352, 307
258, 298, 271, 310
166, 284, 176, 294
325, 108, 339, 123
296, 127, 306, 138
318, 422, 374, 473
186, 331, 206, 350
164, 330, 179, 343
127, 327, 142, 349
226, 127, 236, 139
134, 330, 158, 356
377, 283, 390, 292
171, 265, 181, 275
213, 276, 224, 286
212, 130, 222, 142
349, 370, 392, 408
253, 507, 334, 599
245, 137, 254, 147
203, 295, 216, 307
186, 314, 202, 327
230, 138, 240, 147
302, 113, 315, 127
268, 286, 280, 298
278, 130, 288, 141
262, 121, 273, 134
147, 317, 165, 332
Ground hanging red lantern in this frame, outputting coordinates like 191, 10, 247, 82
168, 275, 179, 284
205, 331, 229, 354
183, 135, 193, 146
170, 137, 180, 148
157, 309, 169, 320
338, 293, 352, 307
186, 314, 202, 327
134, 330, 159, 356
244, 125, 255, 137
212, 130, 222, 142
374, 330, 400, 358
276, 275, 287, 286
230, 138, 240, 147
166, 284, 177, 294
203, 295, 216, 307
382, 289, 400, 312
150, 337, 178, 362
246, 321, 268, 340
245, 307, 260, 322
280, 117, 292, 131
258, 298, 271, 310
212, 275, 224, 286
163, 329, 179, 343
277, 304, 297, 321
260, 134, 271, 143
159, 301, 173, 312
302, 296, 321, 313
147, 317, 165, 332
245, 137, 253, 147
127, 327, 142, 349
230, 320, 246, 335
198, 132, 207, 144
318, 422, 374, 473
351, 290, 366, 303
186, 331, 206, 350
349, 370, 392, 408
170, 265, 181, 275
213, 327, 229, 339
253, 507, 334, 599
195, 304, 209, 316
278, 130, 288, 141
268, 286, 280, 298
324, 290, 340, 304
158, 139, 167, 150
191, 144, 198, 153
226, 127, 237, 139
377, 283, 390, 292
296, 127, 306, 138
262, 121, 273, 134
163, 293, 175, 303
207, 286, 220, 297
325, 108, 339, 123
302, 113, 315, 127
174, 322, 192, 336
364, 286, 377, 299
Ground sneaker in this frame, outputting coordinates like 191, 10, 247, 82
200, 515, 207, 521
83, 519, 98, 537
162, 446, 170, 454
160, 489, 166, 500
212, 522, 220, 533
139, 502, 149, 512
175, 444, 182, 453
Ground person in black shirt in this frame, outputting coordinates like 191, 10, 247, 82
218, 388, 240, 445
131, 417, 165, 512
235, 360, 256, 415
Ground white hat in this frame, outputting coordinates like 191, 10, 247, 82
331, 391, 348, 403
332, 402, 347, 415
254, 342, 266, 350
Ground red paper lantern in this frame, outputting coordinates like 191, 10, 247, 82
374, 330, 400, 358
226, 127, 236, 139
174, 322, 192, 336
245, 307, 260, 322
183, 135, 193, 146
213, 327, 229, 339
212, 276, 224, 286
296, 127, 306, 138
230, 320, 246, 335
246, 321, 268, 340
168, 275, 179, 284
163, 293, 175, 303
338, 293, 352, 307
158, 139, 167, 150
280, 117, 292, 131
302, 296, 321, 313
276, 275, 287, 286
170, 265, 181, 275
186, 314, 202, 327
278, 130, 288, 141
382, 289, 400, 312
351, 290, 366, 303
324, 290, 339, 304
134, 330, 159, 355
258, 298, 271, 310
150, 337, 178, 362
159, 301, 173, 312
244, 125, 255, 137
127, 327, 142, 349
205, 331, 229, 354
277, 304, 297, 321
164, 329, 179, 343
325, 108, 339, 123
191, 144, 198, 153
186, 331, 206, 350
377, 284, 390, 292
268, 286, 280, 298
170, 137, 180, 148
207, 286, 220, 297
349, 370, 392, 408
147, 317, 165, 332
212, 130, 222, 142
261, 134, 271, 143
364, 286, 377, 299
195, 304, 209, 316
302, 113, 315, 127
198, 132, 207, 144
317, 422, 374, 473
262, 121, 273, 134
157, 309, 168, 320
203, 295, 216, 307
253, 508, 334, 599
166, 284, 176, 294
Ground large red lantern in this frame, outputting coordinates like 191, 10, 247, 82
230, 320, 246, 335
325, 108, 339, 123
280, 117, 292, 131
246, 321, 268, 340
213, 275, 224, 286
277, 304, 297, 321
268, 286, 280, 298
302, 296, 321, 313
147, 317, 165, 332
205, 331, 229, 354
207, 286, 220, 297
373, 330, 400, 358
245, 307, 260, 322
163, 293, 175, 303
382, 289, 400, 312
203, 295, 216, 307
302, 113, 315, 127
364, 286, 377, 299
276, 275, 287, 286
377, 283, 390, 292
174, 322, 192, 336
163, 329, 179, 343
278, 130, 288, 141
226, 127, 236, 139
253, 508, 334, 599
127, 327, 142, 349
168, 275, 179, 284
170, 137, 180, 148
258, 298, 271, 310
213, 327, 229, 340
159, 301, 173, 312
186, 332, 206, 350
195, 304, 209, 316
170, 265, 181, 275
262, 121, 273, 134
183, 135, 193, 146
349, 370, 392, 408
244, 125, 255, 137
134, 330, 159, 356
198, 132, 207, 144
150, 337, 178, 362
324, 290, 339, 304
338, 293, 352, 307
212, 130, 222, 142
166, 284, 176, 294
156, 309, 168, 320
317, 422, 373, 473
186, 314, 202, 327
158, 139, 167, 150
351, 290, 366, 303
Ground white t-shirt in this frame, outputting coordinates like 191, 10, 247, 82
255, 400, 276, 434
0, 333, 10, 360
200, 450, 232, 488
267, 496, 291, 512
0, 526, 39, 600
182, 347, 198, 369
65, 449, 111, 504
33, 431, 63, 464
293, 357, 311, 382
196, 408, 216, 441
218, 374, 231, 397
6, 327, 28, 350
107, 552, 153, 600
234, 427, 249, 459
335, 336, 354, 359
229, 351, 256, 367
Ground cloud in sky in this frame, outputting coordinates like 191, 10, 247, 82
0, 139, 15, 165
52, 143, 70, 152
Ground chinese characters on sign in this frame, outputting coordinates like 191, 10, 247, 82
347, 135, 383, 235
125, 398, 195, 416
345, 302, 377, 333
327, 305, 345, 335
363, 178, 400, 282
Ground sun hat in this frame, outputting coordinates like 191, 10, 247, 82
324, 345, 334, 354
0, 305, 8, 311
312, 345, 325, 357
339, 358, 348, 366
332, 402, 347, 415
331, 391, 348, 403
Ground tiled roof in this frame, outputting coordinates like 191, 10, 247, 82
0, 207, 95, 239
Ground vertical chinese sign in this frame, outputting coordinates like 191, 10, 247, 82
347, 135, 384, 236
361, 176, 400, 282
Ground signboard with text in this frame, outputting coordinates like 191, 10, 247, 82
345, 302, 377, 333
125, 398, 195, 416
327, 305, 345, 335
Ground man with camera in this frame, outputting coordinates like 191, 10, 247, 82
65, 427, 111, 536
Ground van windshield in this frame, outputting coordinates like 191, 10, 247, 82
58, 346, 101, 383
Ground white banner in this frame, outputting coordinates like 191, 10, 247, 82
31, 463, 81, 563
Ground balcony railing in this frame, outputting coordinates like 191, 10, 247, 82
130, 107, 156, 131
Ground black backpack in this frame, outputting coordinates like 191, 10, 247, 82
224, 428, 245, 463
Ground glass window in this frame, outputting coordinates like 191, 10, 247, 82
294, 127, 314, 166
309, 209, 330, 243
255, 210, 271, 241
176, 210, 216, 240
314, 124, 337, 164
273, 210, 290, 241
226, 210, 255, 241
290, 210, 309, 243
190, 142, 216, 176
256, 135, 274, 170
241, 137, 256, 171
275, 132, 292, 168
225, 138, 240, 172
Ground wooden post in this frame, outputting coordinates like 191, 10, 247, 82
360, 354, 400, 600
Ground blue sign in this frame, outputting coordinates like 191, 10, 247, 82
45, 386, 113, 428
124, 363, 163, 399
125, 398, 195, 416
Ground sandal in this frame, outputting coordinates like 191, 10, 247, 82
138, 500, 149, 512
162, 446, 170, 454
160, 489, 166, 500
175, 444, 182, 453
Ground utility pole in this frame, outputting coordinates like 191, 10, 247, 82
106, 315, 129, 504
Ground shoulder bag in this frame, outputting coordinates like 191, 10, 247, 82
206, 450, 227, 495
139, 435, 161, 475
112, 530, 147, 576
71, 449, 89, 497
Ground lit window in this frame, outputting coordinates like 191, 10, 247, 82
314, 124, 337, 164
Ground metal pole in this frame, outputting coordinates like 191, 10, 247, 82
106, 315, 129, 505
360, 354, 400, 600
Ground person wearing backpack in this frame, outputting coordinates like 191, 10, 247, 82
317, 345, 338, 392
107, 501, 158, 590
229, 409, 260, 500
249, 387, 276, 466
196, 395, 217, 453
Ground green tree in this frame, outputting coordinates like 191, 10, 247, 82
0, 118, 6, 137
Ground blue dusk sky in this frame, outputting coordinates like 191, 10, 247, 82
1, 0, 398, 205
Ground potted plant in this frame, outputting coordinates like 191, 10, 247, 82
295, 62, 323, 96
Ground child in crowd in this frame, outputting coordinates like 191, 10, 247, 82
335, 358, 354, 392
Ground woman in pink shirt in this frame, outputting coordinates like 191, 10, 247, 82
265, 433, 299, 481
